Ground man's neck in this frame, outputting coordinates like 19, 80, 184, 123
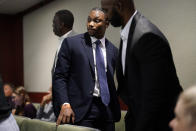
60, 28, 72, 37
122, 8, 135, 28
93, 34, 104, 40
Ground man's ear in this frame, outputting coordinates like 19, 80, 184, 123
106, 20, 109, 28
115, 0, 123, 11
60, 22, 64, 28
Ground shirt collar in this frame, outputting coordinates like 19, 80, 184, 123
59, 30, 72, 42
120, 10, 137, 41
90, 36, 106, 48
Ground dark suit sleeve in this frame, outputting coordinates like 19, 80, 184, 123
133, 33, 173, 131
107, 44, 121, 122
53, 38, 71, 107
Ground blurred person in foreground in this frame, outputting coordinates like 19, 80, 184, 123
170, 86, 196, 131
0, 75, 19, 131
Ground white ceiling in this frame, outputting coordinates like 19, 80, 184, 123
0, 0, 43, 15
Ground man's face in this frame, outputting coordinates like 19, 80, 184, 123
3, 84, 13, 97
87, 10, 109, 39
53, 15, 63, 37
101, 0, 122, 27
169, 100, 193, 131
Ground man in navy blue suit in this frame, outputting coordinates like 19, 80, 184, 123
53, 7, 121, 131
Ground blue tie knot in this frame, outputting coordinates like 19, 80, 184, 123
95, 40, 101, 46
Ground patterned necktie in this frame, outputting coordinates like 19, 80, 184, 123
95, 40, 110, 106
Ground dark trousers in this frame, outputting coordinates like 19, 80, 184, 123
75, 97, 115, 131
125, 110, 135, 131
125, 110, 173, 131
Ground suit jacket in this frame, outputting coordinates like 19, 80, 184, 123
53, 32, 121, 123
117, 12, 182, 131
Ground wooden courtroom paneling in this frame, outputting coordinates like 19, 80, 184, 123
0, 15, 23, 86
28, 92, 48, 103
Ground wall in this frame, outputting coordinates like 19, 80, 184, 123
0, 15, 23, 86
23, 0, 196, 92
135, 0, 196, 89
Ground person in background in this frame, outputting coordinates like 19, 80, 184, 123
52, 9, 77, 75
53, 7, 120, 131
52, 9, 77, 121
3, 83, 14, 97
36, 86, 56, 122
3, 83, 15, 108
101, 0, 182, 131
169, 86, 196, 131
12, 86, 37, 119
0, 75, 19, 131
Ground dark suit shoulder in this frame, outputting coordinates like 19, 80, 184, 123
133, 12, 168, 43
61, 33, 85, 49
66, 33, 84, 41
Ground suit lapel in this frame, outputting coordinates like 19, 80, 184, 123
81, 33, 95, 75
105, 39, 112, 72
117, 39, 123, 73
116, 39, 124, 83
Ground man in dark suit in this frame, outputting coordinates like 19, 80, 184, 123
52, 10, 77, 120
53, 7, 121, 131
101, 0, 183, 131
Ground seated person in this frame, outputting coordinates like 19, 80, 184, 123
170, 85, 196, 131
3, 83, 15, 108
12, 86, 37, 119
36, 86, 56, 122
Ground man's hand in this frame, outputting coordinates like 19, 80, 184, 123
56, 104, 75, 125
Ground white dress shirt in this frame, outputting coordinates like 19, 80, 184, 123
120, 10, 137, 75
54, 30, 73, 69
90, 36, 107, 97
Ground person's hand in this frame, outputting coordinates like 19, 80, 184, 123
56, 104, 75, 125
40, 93, 52, 106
